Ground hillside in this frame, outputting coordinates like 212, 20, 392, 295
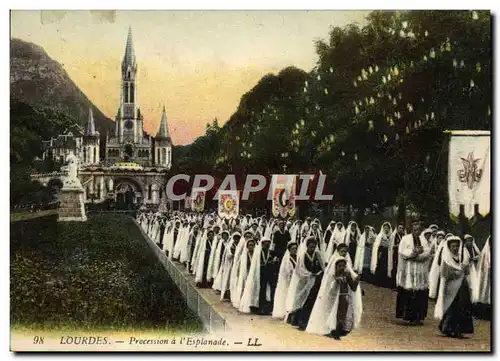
10, 38, 114, 135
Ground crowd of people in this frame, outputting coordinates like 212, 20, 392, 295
136, 211, 491, 340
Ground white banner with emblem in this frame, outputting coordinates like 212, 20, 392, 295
218, 190, 239, 219
448, 130, 490, 219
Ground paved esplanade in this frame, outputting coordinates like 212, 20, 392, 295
137, 220, 490, 352
166, 252, 491, 351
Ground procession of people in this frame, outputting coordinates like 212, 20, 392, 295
137, 210, 491, 340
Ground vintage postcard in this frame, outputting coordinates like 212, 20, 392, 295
10, 10, 491, 352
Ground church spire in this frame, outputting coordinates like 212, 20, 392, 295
156, 105, 170, 139
122, 26, 136, 69
84, 108, 98, 136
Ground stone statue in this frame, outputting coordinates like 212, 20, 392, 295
62, 151, 82, 189
59, 151, 86, 222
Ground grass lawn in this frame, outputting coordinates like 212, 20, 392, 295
10, 214, 202, 333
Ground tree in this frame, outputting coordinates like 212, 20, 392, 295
173, 11, 491, 224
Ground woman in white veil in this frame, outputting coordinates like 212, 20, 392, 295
388, 224, 407, 289
370, 222, 392, 287
306, 243, 354, 335
162, 221, 174, 255
229, 230, 253, 306
181, 224, 200, 272
435, 236, 475, 338
325, 222, 346, 261
211, 230, 230, 292
232, 237, 256, 309
429, 232, 454, 299
172, 221, 188, 261
307, 254, 362, 340
344, 221, 361, 263
473, 236, 491, 320
285, 237, 325, 330
239, 237, 275, 314
272, 241, 298, 319
217, 232, 241, 301
165, 219, 181, 259
307, 221, 324, 255
322, 221, 336, 256
353, 225, 374, 275
290, 220, 303, 245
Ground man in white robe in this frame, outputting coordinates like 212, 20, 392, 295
395, 221, 431, 325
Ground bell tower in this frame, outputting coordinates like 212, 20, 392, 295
116, 26, 143, 147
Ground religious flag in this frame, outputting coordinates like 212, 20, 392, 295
448, 130, 490, 219
218, 190, 239, 219
191, 188, 206, 212
271, 174, 296, 218
184, 196, 192, 210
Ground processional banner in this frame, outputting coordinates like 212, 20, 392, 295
271, 174, 296, 218
191, 188, 206, 212
218, 190, 239, 219
184, 196, 192, 210
448, 130, 490, 219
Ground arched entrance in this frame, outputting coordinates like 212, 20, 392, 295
113, 178, 142, 210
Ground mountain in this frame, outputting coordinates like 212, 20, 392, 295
10, 38, 114, 135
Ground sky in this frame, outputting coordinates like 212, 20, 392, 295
10, 10, 369, 145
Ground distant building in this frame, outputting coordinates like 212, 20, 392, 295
42, 131, 83, 164
40, 27, 172, 209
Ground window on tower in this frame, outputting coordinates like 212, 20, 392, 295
130, 83, 135, 103
124, 83, 129, 103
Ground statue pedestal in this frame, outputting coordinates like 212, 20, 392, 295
58, 184, 87, 222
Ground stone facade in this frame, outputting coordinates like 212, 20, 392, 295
40, 27, 172, 208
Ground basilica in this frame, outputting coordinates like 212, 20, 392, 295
41, 28, 172, 209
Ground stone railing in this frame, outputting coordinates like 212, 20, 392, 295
134, 219, 229, 333
30, 171, 65, 179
